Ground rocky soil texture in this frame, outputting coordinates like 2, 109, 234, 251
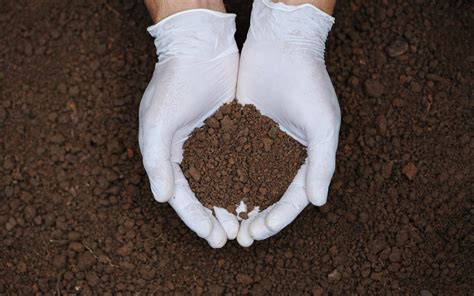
182, 101, 306, 215
0, 0, 472, 294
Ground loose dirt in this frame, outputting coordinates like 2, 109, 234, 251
0, 0, 472, 294
181, 101, 306, 214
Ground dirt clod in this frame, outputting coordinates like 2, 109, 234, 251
77, 252, 96, 271
238, 212, 249, 220
420, 290, 433, 296
364, 79, 385, 97
187, 165, 201, 182
236, 273, 253, 285
328, 269, 342, 282
402, 162, 418, 180
389, 247, 402, 263
386, 39, 409, 57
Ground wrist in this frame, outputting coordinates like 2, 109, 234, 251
145, 0, 226, 23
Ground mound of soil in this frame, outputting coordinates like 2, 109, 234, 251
181, 101, 306, 215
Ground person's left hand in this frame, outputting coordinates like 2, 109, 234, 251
235, 0, 341, 247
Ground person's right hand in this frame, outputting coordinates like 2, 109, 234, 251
139, 10, 240, 248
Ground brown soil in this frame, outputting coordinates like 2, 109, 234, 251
0, 0, 472, 295
181, 101, 306, 214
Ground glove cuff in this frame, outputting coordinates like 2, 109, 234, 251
260, 0, 334, 21
147, 10, 238, 61
247, 0, 335, 60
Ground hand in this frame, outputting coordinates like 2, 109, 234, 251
235, 0, 341, 246
139, 10, 239, 248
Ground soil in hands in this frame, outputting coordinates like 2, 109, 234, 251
181, 100, 306, 215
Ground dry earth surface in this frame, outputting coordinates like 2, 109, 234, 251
0, 0, 472, 294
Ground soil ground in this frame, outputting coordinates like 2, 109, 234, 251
0, 0, 472, 294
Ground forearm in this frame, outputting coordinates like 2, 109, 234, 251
144, 0, 226, 23
273, 0, 336, 15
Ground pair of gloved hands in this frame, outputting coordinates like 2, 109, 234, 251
138, 0, 340, 248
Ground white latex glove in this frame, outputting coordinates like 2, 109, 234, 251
236, 0, 341, 247
138, 10, 240, 248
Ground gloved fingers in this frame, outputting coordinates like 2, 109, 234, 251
147, 162, 174, 203
169, 164, 212, 238
168, 177, 213, 239
248, 205, 276, 240
237, 208, 260, 247
204, 208, 228, 248
214, 207, 239, 240
251, 164, 309, 239
169, 164, 228, 248
139, 125, 175, 202
306, 137, 338, 206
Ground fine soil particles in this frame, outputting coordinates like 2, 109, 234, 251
181, 101, 306, 215
0, 0, 472, 295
